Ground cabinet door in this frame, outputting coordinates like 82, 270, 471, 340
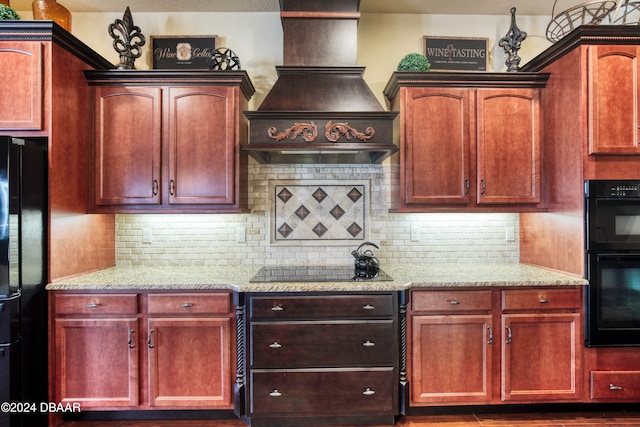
410, 314, 493, 405
501, 313, 581, 402
168, 87, 236, 205
95, 87, 162, 205
588, 45, 640, 154
404, 88, 471, 205
54, 318, 138, 408
0, 42, 43, 130
147, 317, 232, 408
477, 89, 541, 205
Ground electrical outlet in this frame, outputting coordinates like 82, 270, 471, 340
237, 226, 246, 243
142, 227, 153, 244
505, 226, 515, 242
410, 226, 420, 242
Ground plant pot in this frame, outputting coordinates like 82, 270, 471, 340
32, 0, 71, 32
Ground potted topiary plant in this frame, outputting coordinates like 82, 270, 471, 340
0, 4, 20, 20
397, 53, 430, 72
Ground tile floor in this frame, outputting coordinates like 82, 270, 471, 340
57, 410, 640, 427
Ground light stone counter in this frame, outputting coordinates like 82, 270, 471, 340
46, 263, 587, 293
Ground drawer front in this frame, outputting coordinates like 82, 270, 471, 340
250, 369, 395, 415
249, 294, 395, 319
54, 293, 138, 315
591, 371, 640, 400
147, 293, 230, 314
251, 321, 395, 368
502, 289, 581, 311
411, 290, 492, 312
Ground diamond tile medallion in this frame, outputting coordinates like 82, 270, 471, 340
273, 182, 368, 243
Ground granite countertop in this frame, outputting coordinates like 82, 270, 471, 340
46, 263, 588, 292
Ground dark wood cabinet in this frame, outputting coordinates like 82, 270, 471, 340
0, 41, 43, 130
50, 290, 234, 412
237, 292, 399, 426
86, 70, 254, 213
588, 45, 640, 154
384, 72, 548, 212
53, 293, 139, 408
409, 287, 582, 406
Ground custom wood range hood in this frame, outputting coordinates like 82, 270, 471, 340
243, 0, 398, 164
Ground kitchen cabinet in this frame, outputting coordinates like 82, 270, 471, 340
236, 292, 399, 427
85, 70, 255, 213
146, 293, 233, 408
53, 293, 139, 408
588, 45, 640, 154
408, 287, 582, 406
383, 72, 548, 211
50, 290, 234, 412
0, 41, 43, 130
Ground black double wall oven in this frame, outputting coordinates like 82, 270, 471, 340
585, 180, 640, 347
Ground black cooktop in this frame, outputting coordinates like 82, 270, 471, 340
249, 267, 393, 283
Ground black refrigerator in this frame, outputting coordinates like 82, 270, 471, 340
0, 136, 48, 427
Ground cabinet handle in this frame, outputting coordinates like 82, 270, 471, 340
128, 329, 135, 349
505, 325, 512, 344
152, 180, 158, 196
269, 389, 282, 397
363, 340, 376, 347
269, 341, 282, 349
87, 302, 99, 309
271, 305, 284, 312
609, 384, 623, 391
169, 179, 175, 196
148, 330, 154, 349
181, 303, 193, 308
539, 298, 550, 304
362, 388, 376, 396
464, 179, 470, 195
362, 304, 376, 310
480, 179, 486, 195
487, 326, 493, 345
449, 299, 460, 305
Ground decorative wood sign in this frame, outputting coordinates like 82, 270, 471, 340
151, 35, 218, 69
423, 36, 488, 71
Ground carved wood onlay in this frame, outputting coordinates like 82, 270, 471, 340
268, 122, 318, 142
325, 121, 375, 142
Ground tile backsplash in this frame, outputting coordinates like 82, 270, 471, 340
115, 163, 519, 267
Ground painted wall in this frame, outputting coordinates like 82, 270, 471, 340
12, 8, 554, 267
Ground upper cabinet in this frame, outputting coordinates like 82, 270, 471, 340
0, 41, 43, 130
85, 70, 255, 213
384, 72, 548, 212
588, 45, 640, 155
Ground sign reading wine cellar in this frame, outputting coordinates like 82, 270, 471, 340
422, 36, 488, 71
151, 35, 218, 69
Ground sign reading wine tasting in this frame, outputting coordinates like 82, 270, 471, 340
423, 36, 488, 71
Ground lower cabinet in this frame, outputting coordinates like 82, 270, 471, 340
236, 292, 399, 426
409, 287, 583, 406
50, 291, 234, 411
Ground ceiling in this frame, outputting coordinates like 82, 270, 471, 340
9, 0, 569, 16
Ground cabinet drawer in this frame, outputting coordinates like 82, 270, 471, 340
250, 368, 395, 415
502, 289, 581, 310
55, 293, 138, 315
251, 321, 395, 368
249, 294, 395, 319
591, 371, 640, 400
411, 290, 492, 312
147, 293, 230, 314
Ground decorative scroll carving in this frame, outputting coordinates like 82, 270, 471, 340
268, 122, 318, 142
325, 121, 375, 142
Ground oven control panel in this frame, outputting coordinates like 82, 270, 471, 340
585, 180, 640, 198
